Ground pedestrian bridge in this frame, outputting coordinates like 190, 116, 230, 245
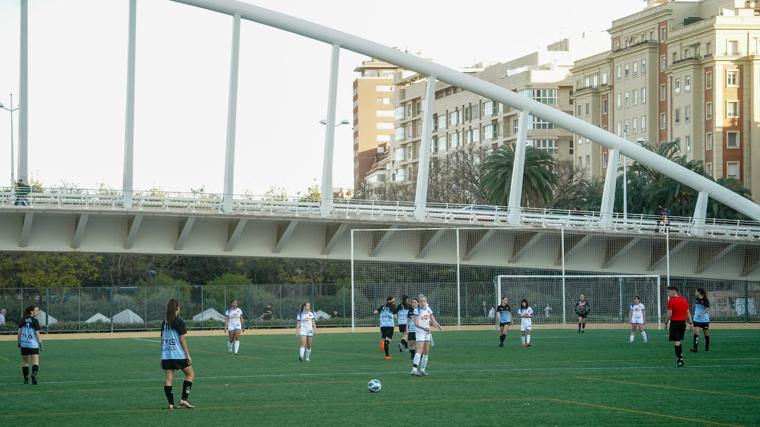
1, 189, 758, 281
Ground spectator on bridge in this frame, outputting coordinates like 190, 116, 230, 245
258, 304, 274, 320
656, 205, 671, 232
14, 179, 31, 206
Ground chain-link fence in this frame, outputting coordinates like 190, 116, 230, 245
0, 284, 350, 334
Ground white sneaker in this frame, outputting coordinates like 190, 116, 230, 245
420, 370, 428, 376
305, 358, 310, 362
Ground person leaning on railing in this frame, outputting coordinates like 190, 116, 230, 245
14, 179, 31, 206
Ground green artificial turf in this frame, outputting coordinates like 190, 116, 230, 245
1, 328, 758, 426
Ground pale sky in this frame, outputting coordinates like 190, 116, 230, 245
0, 0, 645, 196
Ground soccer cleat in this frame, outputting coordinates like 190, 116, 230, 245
581, 330, 585, 334
178, 400, 194, 409
643, 340, 648, 343
385, 356, 392, 361
298, 357, 303, 362
398, 343, 403, 352
410, 369, 417, 375
525, 344, 531, 347
414, 370, 423, 377
305, 358, 310, 362
420, 370, 428, 376
499, 342, 504, 347
690, 348, 698, 353
23, 378, 28, 385
676, 360, 684, 368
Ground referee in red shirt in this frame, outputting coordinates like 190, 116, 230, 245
665, 285, 693, 367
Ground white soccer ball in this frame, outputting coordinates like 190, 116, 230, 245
368, 378, 382, 393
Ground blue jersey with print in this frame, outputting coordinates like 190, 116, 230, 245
377, 304, 395, 327
407, 308, 416, 333
694, 297, 710, 322
18, 317, 40, 349
161, 318, 187, 360
397, 306, 408, 325
496, 304, 511, 323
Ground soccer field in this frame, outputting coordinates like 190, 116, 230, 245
1, 329, 759, 426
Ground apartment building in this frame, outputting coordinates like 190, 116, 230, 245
384, 35, 607, 186
352, 59, 402, 190
571, 0, 760, 202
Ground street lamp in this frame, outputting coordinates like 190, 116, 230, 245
318, 118, 351, 216
320, 119, 350, 126
0, 94, 19, 185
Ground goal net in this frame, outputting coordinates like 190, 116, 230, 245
496, 274, 662, 328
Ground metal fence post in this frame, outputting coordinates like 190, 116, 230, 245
746, 281, 750, 322
78, 287, 81, 332
144, 286, 148, 329
109, 287, 114, 334
201, 285, 205, 329
45, 288, 49, 333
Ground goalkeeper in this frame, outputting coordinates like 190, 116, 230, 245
575, 294, 590, 333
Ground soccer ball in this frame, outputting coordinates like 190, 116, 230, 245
368, 378, 382, 393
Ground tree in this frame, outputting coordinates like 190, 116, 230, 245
427, 145, 488, 204
12, 253, 102, 288
480, 144, 556, 207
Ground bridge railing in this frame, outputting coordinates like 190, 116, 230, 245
1, 188, 759, 240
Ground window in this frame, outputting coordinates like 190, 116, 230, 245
394, 148, 405, 161
674, 78, 681, 95
577, 104, 582, 116
603, 151, 609, 166
624, 119, 630, 135
685, 135, 691, 152
483, 101, 494, 117
706, 42, 712, 55
705, 102, 713, 120
616, 93, 622, 109
726, 161, 740, 179
705, 70, 712, 89
528, 139, 558, 154
641, 59, 647, 73
726, 101, 739, 118
376, 122, 394, 130
616, 121, 621, 136
660, 26, 667, 42
602, 72, 608, 85
449, 132, 460, 148
464, 129, 471, 144
484, 124, 494, 140
377, 134, 391, 142
633, 62, 638, 76
531, 114, 554, 130
685, 106, 691, 123
705, 161, 713, 177
674, 108, 681, 124
624, 91, 630, 107
659, 84, 667, 101
624, 64, 630, 78
585, 103, 590, 115
727, 131, 740, 149
449, 110, 458, 126
633, 90, 638, 105
616, 65, 622, 80
431, 137, 438, 153
632, 117, 638, 133
394, 127, 405, 141
377, 110, 395, 118
726, 70, 738, 86
602, 98, 609, 114
376, 98, 391, 105
532, 89, 558, 104
438, 114, 447, 130
592, 74, 598, 87
512, 118, 519, 135
394, 106, 405, 120
641, 88, 646, 104
705, 132, 713, 150
660, 112, 667, 130
584, 76, 590, 88
472, 127, 480, 143
727, 40, 739, 55
660, 55, 667, 70
672, 52, 678, 63
376, 85, 394, 92
641, 116, 646, 131
684, 75, 691, 92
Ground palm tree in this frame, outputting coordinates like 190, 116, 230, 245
480, 144, 556, 207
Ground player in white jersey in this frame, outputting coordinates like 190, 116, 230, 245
628, 296, 648, 343
411, 294, 442, 376
224, 299, 245, 355
296, 302, 317, 362
518, 299, 533, 347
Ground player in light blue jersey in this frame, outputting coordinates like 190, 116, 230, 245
495, 297, 512, 347
396, 295, 410, 353
17, 305, 43, 384
374, 296, 396, 360
690, 288, 711, 353
161, 299, 194, 409
405, 297, 419, 360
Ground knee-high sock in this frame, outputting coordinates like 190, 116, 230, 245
410, 348, 416, 359
629, 334, 635, 342
305, 348, 311, 359
421, 355, 429, 371
582, 322, 586, 330
705, 335, 710, 351
299, 347, 305, 359
412, 352, 421, 368
181, 380, 192, 401
384, 339, 390, 356
526, 334, 531, 344
675, 345, 683, 359
22, 366, 29, 380
693, 334, 699, 350
234, 340, 240, 353
164, 386, 174, 405
31, 365, 38, 376
641, 331, 648, 342
521, 335, 526, 345
578, 323, 581, 332
500, 334, 506, 343
400, 338, 407, 349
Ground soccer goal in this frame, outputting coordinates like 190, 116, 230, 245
496, 274, 662, 328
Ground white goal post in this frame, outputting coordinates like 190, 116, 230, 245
496, 274, 662, 329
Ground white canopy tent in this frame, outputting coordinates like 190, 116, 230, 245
37, 310, 57, 326
85, 313, 111, 323
193, 308, 225, 322
112, 309, 144, 324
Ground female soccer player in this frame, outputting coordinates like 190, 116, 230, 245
296, 302, 317, 362
17, 306, 43, 384
405, 297, 418, 360
411, 294, 442, 376
575, 294, 590, 333
691, 288, 711, 353
396, 295, 409, 353
224, 299, 245, 355
628, 296, 648, 343
161, 298, 194, 409
518, 299, 533, 347
374, 296, 396, 360
495, 296, 512, 347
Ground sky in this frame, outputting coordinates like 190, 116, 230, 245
0, 0, 645, 196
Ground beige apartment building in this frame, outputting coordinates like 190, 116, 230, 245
572, 0, 760, 202
381, 35, 607, 187
352, 59, 402, 190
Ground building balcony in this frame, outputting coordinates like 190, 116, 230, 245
611, 40, 658, 54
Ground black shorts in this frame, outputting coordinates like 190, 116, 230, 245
669, 320, 686, 341
380, 326, 394, 339
20, 347, 39, 356
162, 359, 189, 371
576, 313, 588, 319
398, 324, 407, 333
407, 332, 416, 341
499, 322, 512, 327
